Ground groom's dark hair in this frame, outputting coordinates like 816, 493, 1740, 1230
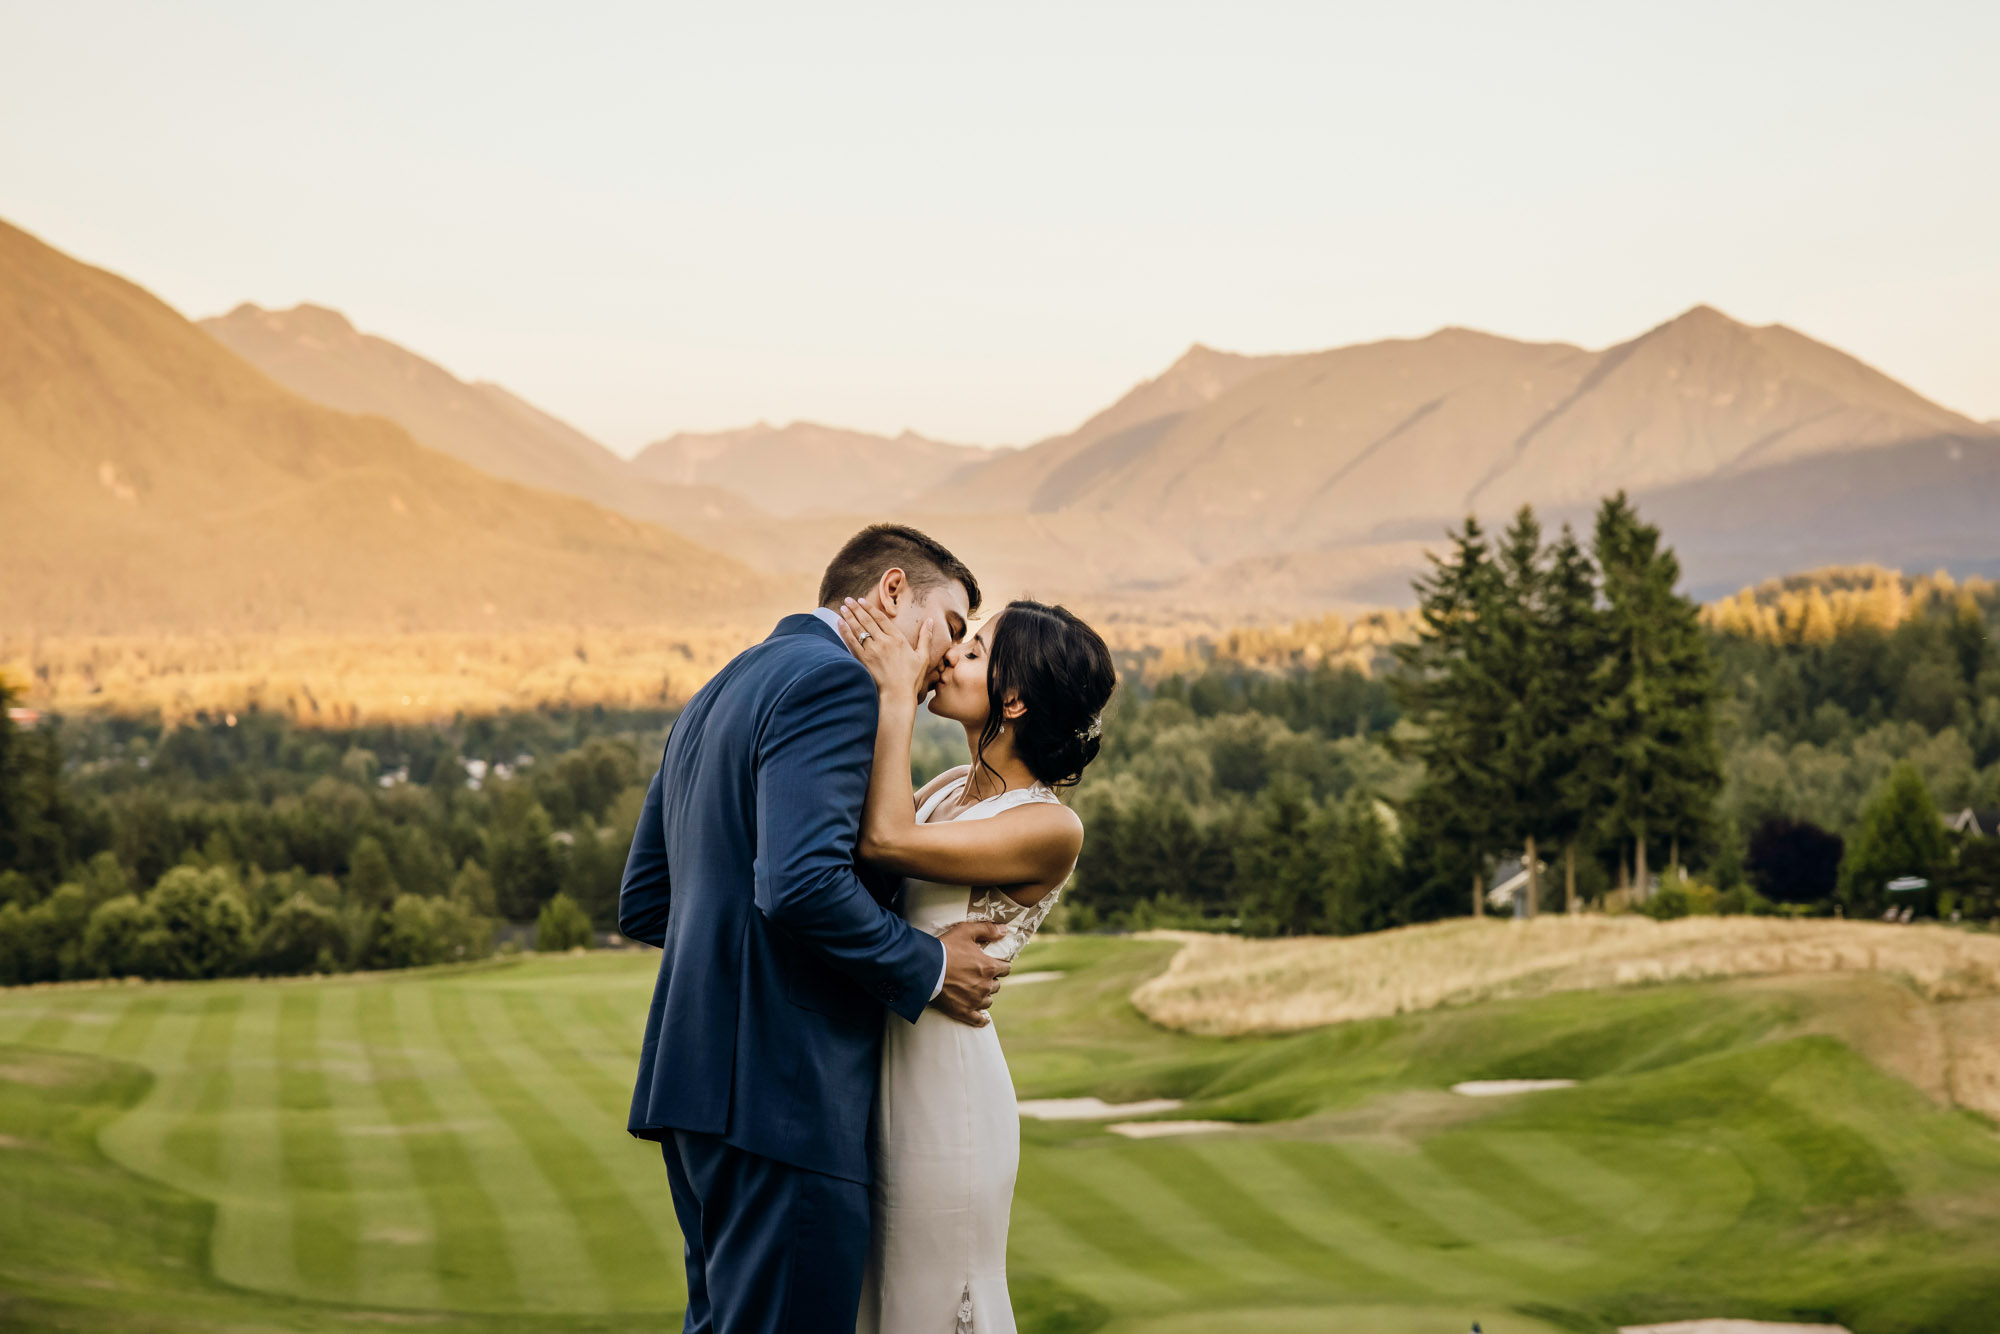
818, 523, 980, 615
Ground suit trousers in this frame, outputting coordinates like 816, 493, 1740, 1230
664, 1128, 870, 1334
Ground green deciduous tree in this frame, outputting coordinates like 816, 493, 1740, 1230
535, 891, 593, 952
1841, 762, 1949, 915
346, 834, 400, 910
253, 892, 345, 975
148, 866, 253, 980
490, 801, 559, 920
82, 895, 168, 978
448, 858, 497, 916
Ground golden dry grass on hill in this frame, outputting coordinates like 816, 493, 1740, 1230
1, 627, 765, 723
1133, 916, 2000, 1036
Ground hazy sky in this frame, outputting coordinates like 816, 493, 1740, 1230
4, 1, 1996, 451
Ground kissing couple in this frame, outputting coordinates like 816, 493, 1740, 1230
618, 524, 1117, 1333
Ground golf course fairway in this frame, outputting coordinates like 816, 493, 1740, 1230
3, 935, 1999, 1332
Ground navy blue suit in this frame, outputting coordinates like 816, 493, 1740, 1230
619, 614, 945, 1333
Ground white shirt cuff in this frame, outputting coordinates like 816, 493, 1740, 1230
929, 948, 947, 1002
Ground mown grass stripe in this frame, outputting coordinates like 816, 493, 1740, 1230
17, 1003, 75, 1048
314, 984, 442, 1312
1265, 1140, 1471, 1251
497, 989, 631, 1124
429, 985, 660, 1309
574, 992, 647, 1064
1193, 1140, 1482, 1299
1015, 1148, 1226, 1298
1119, 1139, 1400, 1295
397, 982, 595, 1311
460, 986, 677, 1309
275, 988, 360, 1297
1004, 1193, 1183, 1311
1421, 1132, 1628, 1242
208, 988, 298, 1297
99, 993, 167, 1059
163, 992, 242, 1185
357, 984, 522, 1312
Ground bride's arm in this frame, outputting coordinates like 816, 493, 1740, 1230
837, 603, 1082, 894
865, 796, 1081, 899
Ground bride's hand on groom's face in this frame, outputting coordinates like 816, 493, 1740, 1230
837, 597, 935, 705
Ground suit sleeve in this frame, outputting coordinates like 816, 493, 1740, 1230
616, 759, 671, 948
754, 661, 945, 1025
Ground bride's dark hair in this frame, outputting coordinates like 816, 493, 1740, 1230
975, 600, 1117, 790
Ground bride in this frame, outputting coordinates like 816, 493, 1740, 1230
834, 595, 1117, 1334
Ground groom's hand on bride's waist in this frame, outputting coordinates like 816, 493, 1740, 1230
932, 921, 1012, 1027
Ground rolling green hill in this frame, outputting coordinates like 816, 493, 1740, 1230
3, 940, 1999, 1332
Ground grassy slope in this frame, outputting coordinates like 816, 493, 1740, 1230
3, 942, 1999, 1332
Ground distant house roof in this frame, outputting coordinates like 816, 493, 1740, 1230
1949, 808, 2000, 838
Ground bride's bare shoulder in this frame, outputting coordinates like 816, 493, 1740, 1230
914, 764, 972, 806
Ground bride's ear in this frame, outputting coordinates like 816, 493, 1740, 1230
1001, 693, 1027, 721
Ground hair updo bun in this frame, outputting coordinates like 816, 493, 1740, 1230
979, 600, 1117, 789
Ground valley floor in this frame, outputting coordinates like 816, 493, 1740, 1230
3, 937, 1999, 1332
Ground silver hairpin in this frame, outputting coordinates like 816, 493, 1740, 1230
1077, 714, 1102, 742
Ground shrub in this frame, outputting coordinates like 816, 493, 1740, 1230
1747, 817, 1845, 904
148, 866, 253, 980
0, 903, 27, 986
535, 892, 593, 952
1841, 763, 1949, 914
82, 894, 167, 978
1636, 884, 1693, 920
254, 892, 345, 976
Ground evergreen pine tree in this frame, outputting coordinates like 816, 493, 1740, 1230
1486, 507, 1565, 916
1588, 494, 1722, 897
1394, 517, 1507, 916
1539, 525, 1605, 912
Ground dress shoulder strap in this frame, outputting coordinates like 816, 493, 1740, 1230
914, 774, 970, 825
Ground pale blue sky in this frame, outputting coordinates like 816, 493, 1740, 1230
3, 1, 1995, 450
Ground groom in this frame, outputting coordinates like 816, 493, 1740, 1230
619, 523, 1012, 1334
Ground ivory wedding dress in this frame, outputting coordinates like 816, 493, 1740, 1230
855, 774, 1070, 1334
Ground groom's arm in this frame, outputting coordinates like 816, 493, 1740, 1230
754, 661, 944, 1025
617, 759, 671, 948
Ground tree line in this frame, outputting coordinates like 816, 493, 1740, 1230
4, 505, 1998, 985
0, 700, 659, 985
1064, 498, 1999, 933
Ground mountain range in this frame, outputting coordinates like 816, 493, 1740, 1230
200, 303, 762, 534
632, 422, 1005, 517
6, 210, 1998, 643
0, 219, 785, 636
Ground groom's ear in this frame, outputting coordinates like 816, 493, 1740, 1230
876, 567, 909, 612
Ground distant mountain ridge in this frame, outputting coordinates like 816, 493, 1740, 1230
201, 302, 762, 533
13, 201, 1994, 634
632, 420, 1006, 517
922, 306, 1991, 571
0, 218, 787, 635
917, 343, 1297, 514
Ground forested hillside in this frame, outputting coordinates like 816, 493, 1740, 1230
3, 516, 1996, 988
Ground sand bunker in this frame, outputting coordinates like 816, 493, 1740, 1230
1018, 1097, 1184, 1120
1619, 1322, 1849, 1334
1451, 1079, 1578, 1097
1106, 1120, 1240, 1139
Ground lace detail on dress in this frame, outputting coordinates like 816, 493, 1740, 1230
916, 773, 1069, 964
955, 1285, 975, 1333
966, 879, 1062, 962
